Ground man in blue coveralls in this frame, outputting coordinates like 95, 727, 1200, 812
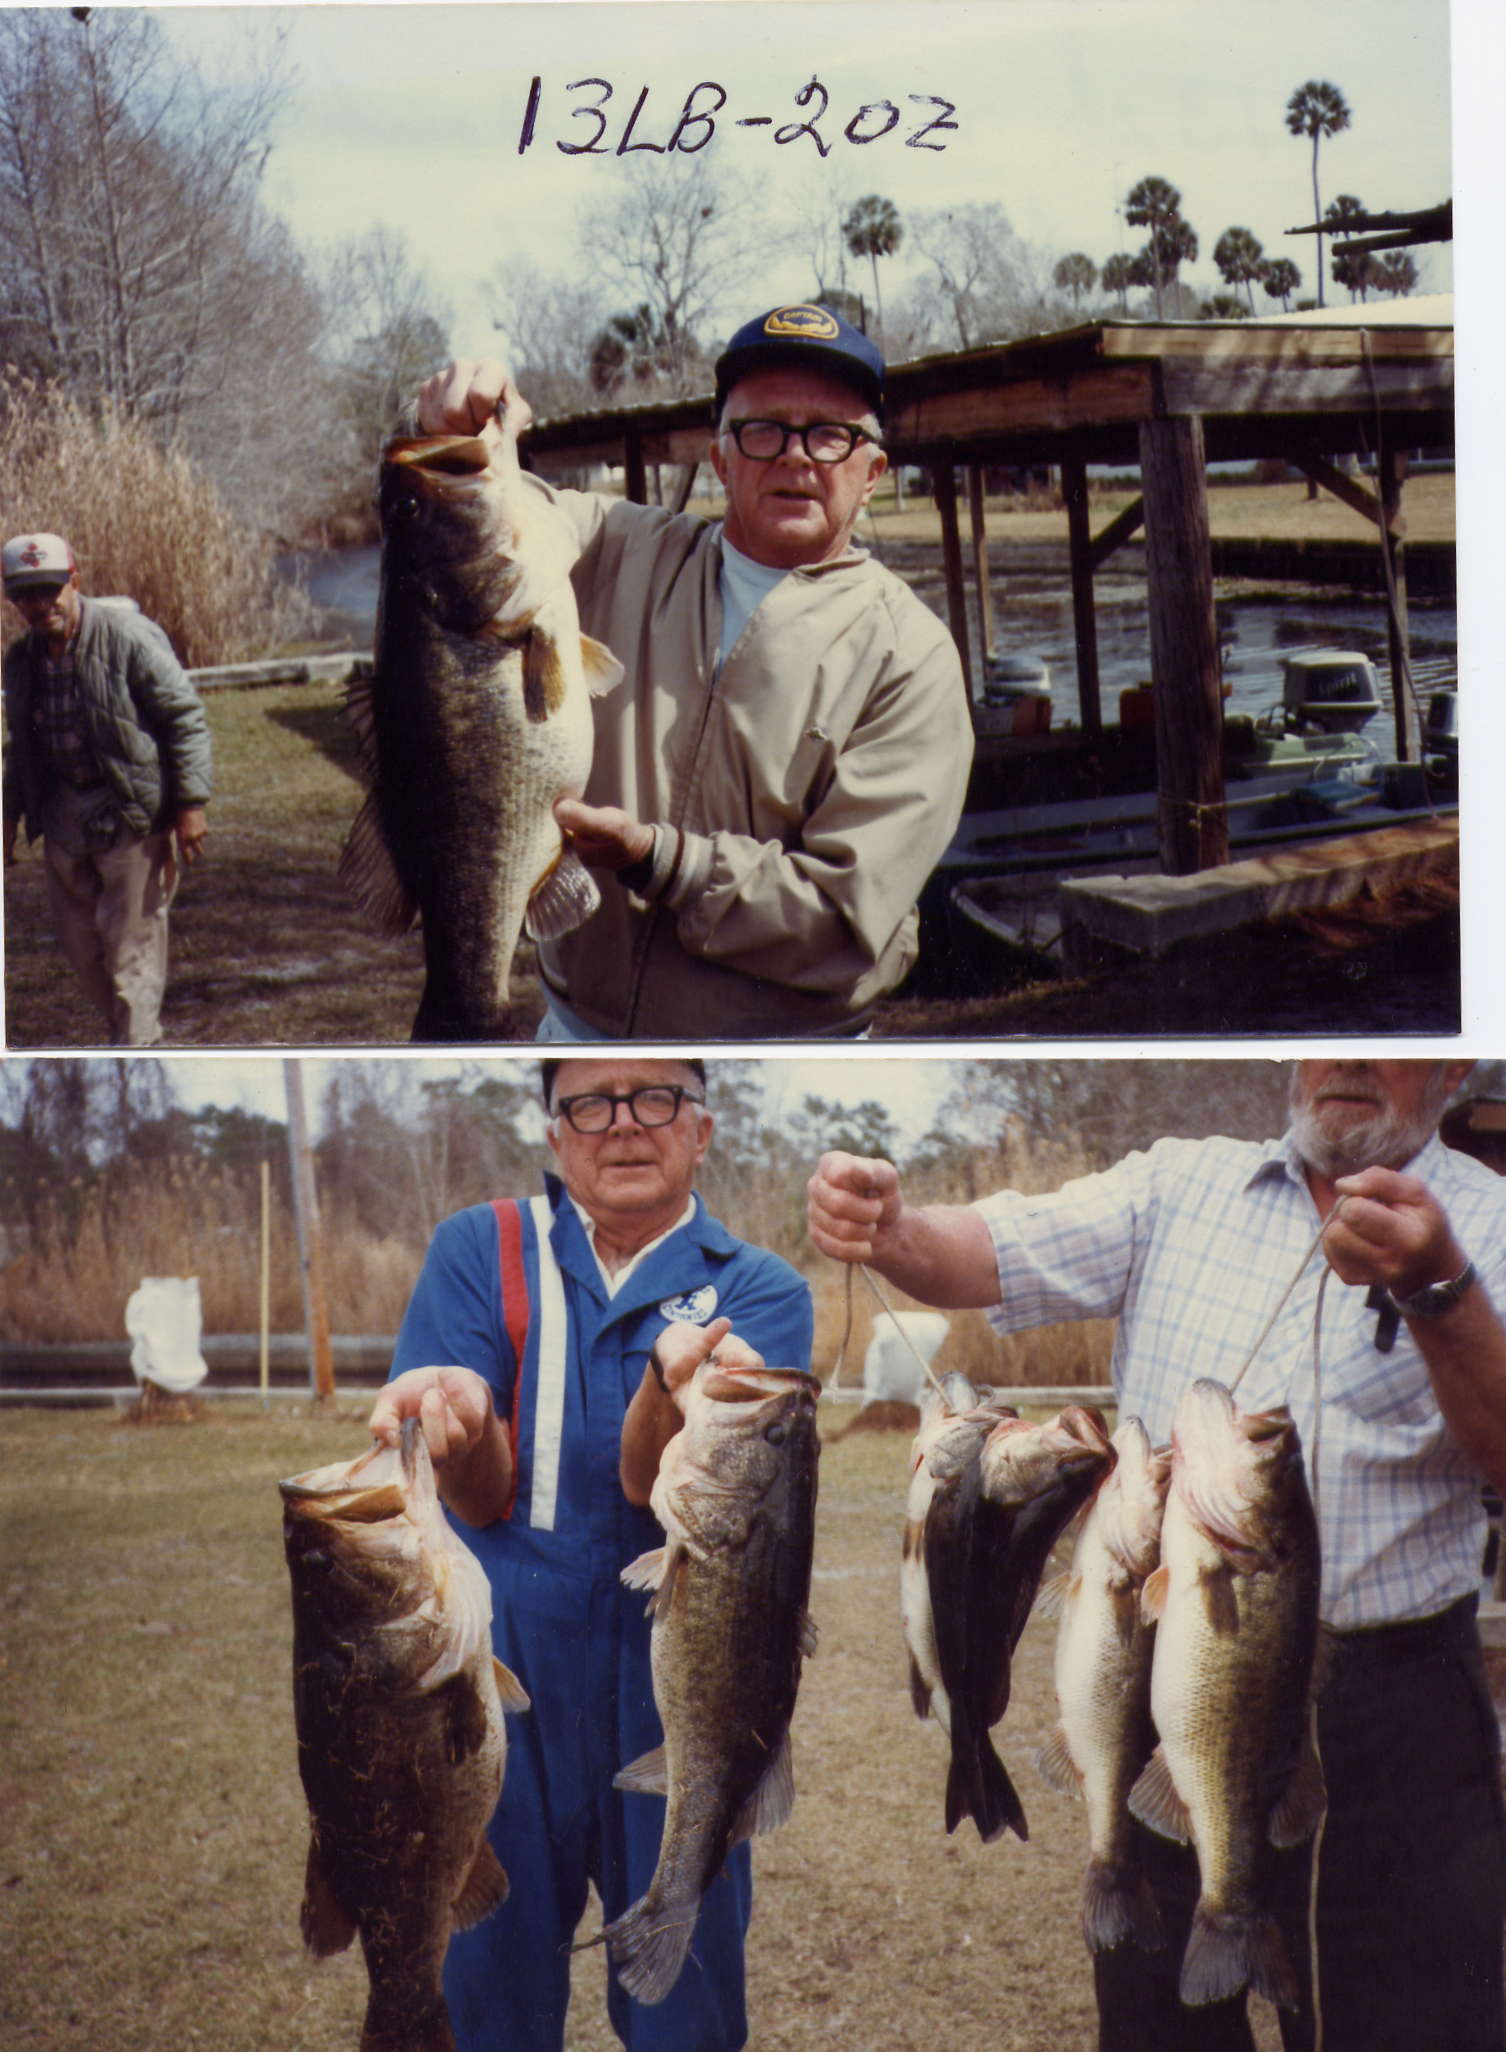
368, 1055, 813, 2052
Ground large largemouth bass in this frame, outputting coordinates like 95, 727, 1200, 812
1129, 1378, 1324, 2010
281, 1420, 530, 2052
605, 1362, 821, 2005
1036, 1416, 1171, 1954
341, 395, 623, 1041
901, 1374, 1029, 1844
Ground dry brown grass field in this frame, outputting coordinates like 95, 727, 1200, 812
0, 1401, 1286, 2052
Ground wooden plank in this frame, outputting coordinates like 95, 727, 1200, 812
1061, 456, 1102, 743
1295, 456, 1393, 532
1090, 496, 1146, 570
1138, 414, 1229, 875
931, 461, 971, 694
1098, 322, 1454, 364
890, 363, 1158, 443
1158, 359, 1452, 419
623, 428, 648, 506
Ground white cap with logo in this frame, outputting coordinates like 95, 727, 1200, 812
3, 532, 76, 593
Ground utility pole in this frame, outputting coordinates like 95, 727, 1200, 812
283, 1060, 335, 1405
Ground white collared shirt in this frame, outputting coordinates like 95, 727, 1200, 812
567, 1194, 697, 1298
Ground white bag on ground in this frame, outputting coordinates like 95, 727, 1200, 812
861, 1312, 950, 1406
125, 1277, 208, 1393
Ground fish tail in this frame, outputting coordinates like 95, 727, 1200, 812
602, 1892, 699, 2006
1081, 1857, 1165, 1954
1180, 1905, 1298, 2010
945, 1730, 1029, 1845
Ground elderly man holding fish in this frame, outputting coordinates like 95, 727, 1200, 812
412, 304, 972, 1040
808, 1058, 1506, 2052
369, 1056, 812, 2052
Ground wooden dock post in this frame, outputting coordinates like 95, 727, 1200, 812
932, 459, 972, 695
966, 466, 995, 681
1137, 414, 1229, 875
1380, 446, 1416, 761
1062, 454, 1103, 743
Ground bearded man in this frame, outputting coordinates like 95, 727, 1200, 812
807, 1059, 1506, 2052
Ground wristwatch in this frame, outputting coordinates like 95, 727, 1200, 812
1386, 1259, 1477, 1319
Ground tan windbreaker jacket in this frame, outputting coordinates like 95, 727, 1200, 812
530, 478, 973, 1039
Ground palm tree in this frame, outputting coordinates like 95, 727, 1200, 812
842, 195, 902, 344
1052, 252, 1097, 311
1124, 177, 1194, 318
1285, 80, 1351, 307
1323, 194, 1373, 301
1101, 252, 1138, 315
1213, 226, 1266, 312
1375, 250, 1419, 298
1260, 257, 1302, 312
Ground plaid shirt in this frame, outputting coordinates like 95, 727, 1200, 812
977, 1131, 1506, 1628
32, 645, 104, 789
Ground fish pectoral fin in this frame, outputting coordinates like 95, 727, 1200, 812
342, 669, 379, 779
907, 1653, 933, 1722
799, 1611, 819, 1659
613, 1744, 670, 1797
1034, 1725, 1083, 1798
620, 1546, 667, 1594
1140, 1564, 1170, 1625
1127, 1746, 1191, 1844
1268, 1719, 1327, 1848
492, 1656, 531, 1715
338, 794, 418, 937
524, 846, 600, 944
452, 1838, 510, 1930
580, 634, 625, 697
300, 1840, 357, 1958
730, 1731, 796, 1846
1196, 1563, 1241, 1636
1034, 1568, 1073, 1622
522, 630, 569, 721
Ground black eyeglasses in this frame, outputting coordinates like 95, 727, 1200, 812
553, 1085, 705, 1133
9, 582, 66, 602
725, 419, 878, 464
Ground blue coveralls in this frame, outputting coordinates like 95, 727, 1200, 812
390, 1177, 814, 2052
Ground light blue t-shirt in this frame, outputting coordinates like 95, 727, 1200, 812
717, 531, 789, 664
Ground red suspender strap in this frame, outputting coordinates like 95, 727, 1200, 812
491, 1198, 531, 1521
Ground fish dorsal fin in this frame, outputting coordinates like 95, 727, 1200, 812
492, 1656, 531, 1715
452, 1839, 510, 1930
580, 634, 624, 697
1128, 1746, 1191, 1844
300, 1840, 357, 1958
1034, 1725, 1083, 1799
1268, 1720, 1327, 1848
613, 1744, 669, 1797
338, 793, 418, 937
730, 1730, 795, 1847
523, 629, 568, 721
1140, 1563, 1170, 1624
524, 846, 599, 944
1034, 1567, 1073, 1622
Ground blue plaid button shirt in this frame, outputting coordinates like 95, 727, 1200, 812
977, 1131, 1506, 1627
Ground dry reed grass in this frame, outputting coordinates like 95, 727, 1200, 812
0, 1173, 421, 1344
0, 368, 310, 666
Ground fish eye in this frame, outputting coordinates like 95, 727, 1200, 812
764, 1422, 787, 1446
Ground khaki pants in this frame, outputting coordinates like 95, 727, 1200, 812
42, 826, 178, 1045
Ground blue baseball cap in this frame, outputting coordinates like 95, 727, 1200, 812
713, 305, 885, 423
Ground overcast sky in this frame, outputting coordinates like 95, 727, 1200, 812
157, 0, 1461, 351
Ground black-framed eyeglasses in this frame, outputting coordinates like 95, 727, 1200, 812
725, 418, 878, 464
9, 581, 66, 602
553, 1085, 705, 1133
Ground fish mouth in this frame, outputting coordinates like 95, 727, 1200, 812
700, 1362, 821, 1404
386, 433, 493, 480
278, 1428, 417, 1521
